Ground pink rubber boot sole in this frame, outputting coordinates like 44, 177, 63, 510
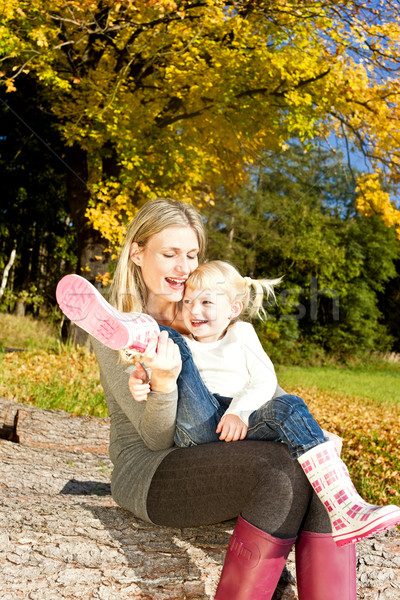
56, 274, 150, 352
333, 505, 400, 547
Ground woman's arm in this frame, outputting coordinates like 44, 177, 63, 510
93, 336, 180, 451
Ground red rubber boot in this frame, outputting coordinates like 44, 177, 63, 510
215, 515, 296, 600
295, 530, 357, 600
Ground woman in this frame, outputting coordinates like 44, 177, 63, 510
92, 198, 357, 600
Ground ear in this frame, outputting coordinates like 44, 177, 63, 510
130, 242, 143, 266
230, 300, 243, 319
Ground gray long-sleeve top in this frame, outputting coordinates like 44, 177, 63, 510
92, 336, 288, 523
92, 338, 178, 522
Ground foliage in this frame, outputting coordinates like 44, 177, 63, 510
203, 143, 400, 360
0, 284, 44, 314
1, 1, 400, 249
379, 260, 400, 353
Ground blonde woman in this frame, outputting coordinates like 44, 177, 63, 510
57, 199, 357, 600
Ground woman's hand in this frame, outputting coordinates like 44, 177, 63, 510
216, 414, 248, 442
141, 330, 182, 394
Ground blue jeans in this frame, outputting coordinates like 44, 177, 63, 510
160, 326, 327, 459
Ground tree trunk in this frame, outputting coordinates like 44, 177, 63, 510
65, 144, 109, 284
0, 398, 109, 454
64, 144, 109, 346
14, 301, 25, 317
0, 246, 16, 297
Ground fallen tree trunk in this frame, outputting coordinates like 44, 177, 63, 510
0, 397, 109, 454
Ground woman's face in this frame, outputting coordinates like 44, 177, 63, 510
130, 226, 200, 303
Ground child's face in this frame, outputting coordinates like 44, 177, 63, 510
182, 286, 241, 343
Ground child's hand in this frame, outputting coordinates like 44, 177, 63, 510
216, 414, 248, 442
129, 361, 150, 402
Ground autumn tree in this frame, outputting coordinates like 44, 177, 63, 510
203, 143, 400, 360
1, 0, 400, 275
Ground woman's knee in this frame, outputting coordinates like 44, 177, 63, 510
240, 442, 312, 535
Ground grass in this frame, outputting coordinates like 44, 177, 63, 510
1, 312, 399, 505
0, 312, 60, 352
275, 362, 400, 405
0, 346, 108, 417
0, 312, 107, 417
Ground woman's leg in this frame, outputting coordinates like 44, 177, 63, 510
146, 441, 357, 600
295, 530, 357, 600
147, 441, 310, 600
146, 440, 311, 536
296, 495, 357, 600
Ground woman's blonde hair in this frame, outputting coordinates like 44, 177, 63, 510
109, 199, 206, 312
185, 260, 281, 320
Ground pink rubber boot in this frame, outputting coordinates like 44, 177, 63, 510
295, 530, 357, 600
299, 441, 400, 546
56, 274, 159, 353
215, 515, 296, 600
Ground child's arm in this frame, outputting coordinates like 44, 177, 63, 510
222, 322, 277, 425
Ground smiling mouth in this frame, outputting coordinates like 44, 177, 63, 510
165, 277, 186, 288
191, 320, 208, 327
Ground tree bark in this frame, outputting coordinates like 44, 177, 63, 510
0, 398, 109, 454
65, 144, 109, 284
0, 246, 16, 297
64, 145, 110, 345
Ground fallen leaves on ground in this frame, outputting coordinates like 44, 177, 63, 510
0, 347, 106, 417
290, 385, 400, 505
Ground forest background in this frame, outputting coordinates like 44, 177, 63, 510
1, 0, 400, 364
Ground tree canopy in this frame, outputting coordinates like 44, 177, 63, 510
203, 143, 400, 361
2, 0, 400, 252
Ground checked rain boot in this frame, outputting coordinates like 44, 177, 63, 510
56, 274, 159, 353
215, 515, 296, 600
295, 530, 357, 600
298, 441, 400, 546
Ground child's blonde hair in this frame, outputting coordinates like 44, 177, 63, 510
185, 260, 282, 320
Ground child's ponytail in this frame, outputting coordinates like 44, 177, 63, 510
243, 275, 282, 319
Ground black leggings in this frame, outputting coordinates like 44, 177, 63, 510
147, 440, 331, 538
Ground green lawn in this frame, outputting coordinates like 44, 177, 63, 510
275, 362, 400, 405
